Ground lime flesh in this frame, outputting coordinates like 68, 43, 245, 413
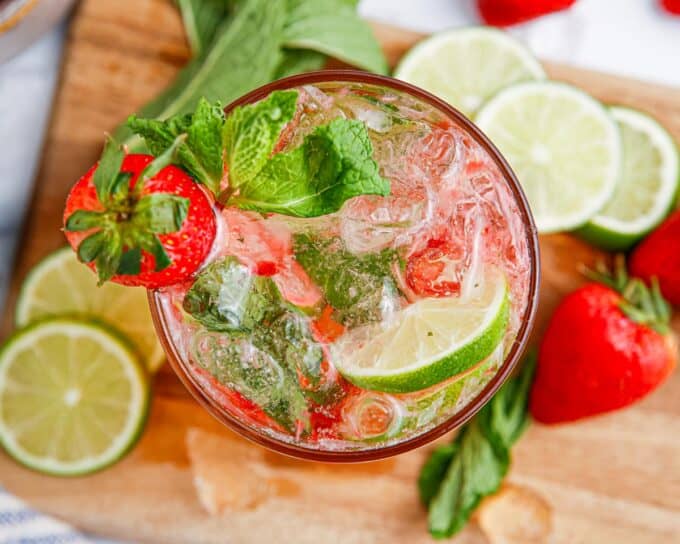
578, 106, 680, 250
15, 247, 165, 372
332, 271, 509, 393
0, 318, 150, 476
475, 81, 622, 233
394, 27, 545, 117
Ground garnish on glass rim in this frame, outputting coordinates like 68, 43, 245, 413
128, 89, 392, 218
63, 136, 216, 287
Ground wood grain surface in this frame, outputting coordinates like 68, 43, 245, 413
1, 1, 680, 543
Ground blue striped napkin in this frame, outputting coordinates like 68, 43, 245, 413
0, 487, 114, 544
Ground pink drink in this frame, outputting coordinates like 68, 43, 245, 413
153, 78, 535, 455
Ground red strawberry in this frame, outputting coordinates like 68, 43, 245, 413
530, 259, 677, 424
478, 0, 577, 26
661, 0, 680, 15
405, 239, 462, 298
64, 142, 216, 288
629, 210, 680, 305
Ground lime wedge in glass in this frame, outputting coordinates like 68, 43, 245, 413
475, 81, 622, 233
0, 318, 150, 476
15, 247, 165, 372
394, 27, 545, 117
577, 106, 679, 250
332, 271, 509, 393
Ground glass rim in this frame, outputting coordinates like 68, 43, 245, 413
149, 69, 541, 463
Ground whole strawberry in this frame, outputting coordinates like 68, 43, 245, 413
531, 259, 677, 424
629, 210, 680, 306
478, 0, 577, 26
661, 0, 680, 15
63, 138, 216, 288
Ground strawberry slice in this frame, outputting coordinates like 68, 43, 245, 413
220, 208, 322, 307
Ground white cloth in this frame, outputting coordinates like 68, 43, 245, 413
0, 487, 92, 543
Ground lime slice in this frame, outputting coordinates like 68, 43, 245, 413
394, 27, 545, 116
15, 247, 165, 372
578, 106, 680, 249
475, 81, 622, 233
0, 318, 150, 476
331, 271, 509, 393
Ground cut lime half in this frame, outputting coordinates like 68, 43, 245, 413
475, 81, 622, 233
15, 247, 165, 372
394, 27, 545, 117
578, 106, 679, 250
0, 318, 150, 476
332, 271, 509, 393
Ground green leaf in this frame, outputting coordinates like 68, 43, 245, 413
183, 257, 283, 332
117, 247, 142, 275
253, 311, 324, 387
283, 0, 387, 74
183, 256, 330, 431
176, 0, 236, 56
274, 48, 327, 79
293, 233, 399, 327
428, 421, 509, 538
222, 90, 299, 188
77, 230, 108, 264
137, 234, 172, 272
196, 333, 309, 432
134, 193, 190, 234
418, 443, 457, 507
92, 138, 125, 204
420, 355, 537, 539
129, 103, 224, 193
115, 0, 287, 150
484, 351, 537, 448
64, 210, 106, 232
230, 118, 390, 217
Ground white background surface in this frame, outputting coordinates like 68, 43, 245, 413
1, 0, 679, 306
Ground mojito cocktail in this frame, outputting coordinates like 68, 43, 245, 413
148, 73, 539, 458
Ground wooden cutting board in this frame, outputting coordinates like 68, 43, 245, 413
2, 1, 680, 542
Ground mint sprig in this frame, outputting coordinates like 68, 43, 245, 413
419, 353, 537, 539
128, 98, 225, 194
183, 256, 339, 431
228, 117, 390, 217
222, 90, 299, 189
116, 0, 386, 150
130, 89, 391, 218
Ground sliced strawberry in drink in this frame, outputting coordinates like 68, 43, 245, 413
406, 240, 463, 297
221, 208, 322, 307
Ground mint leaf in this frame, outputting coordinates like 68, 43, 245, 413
128, 98, 225, 193
283, 0, 387, 74
115, 0, 287, 149
418, 443, 457, 507
293, 234, 399, 327
222, 90, 299, 188
176, 0, 236, 56
428, 420, 509, 538
198, 334, 309, 433
133, 194, 189, 234
275, 48, 327, 79
231, 118, 390, 217
93, 138, 125, 204
183, 257, 283, 332
184, 256, 334, 431
420, 353, 537, 539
